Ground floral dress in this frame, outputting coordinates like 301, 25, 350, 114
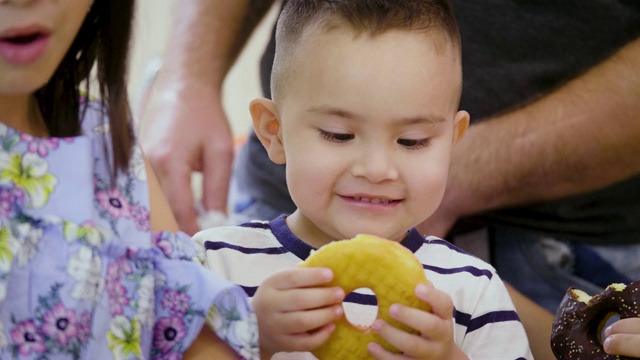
0, 101, 259, 359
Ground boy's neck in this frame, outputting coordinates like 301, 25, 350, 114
285, 210, 414, 248
286, 211, 337, 249
0, 95, 48, 136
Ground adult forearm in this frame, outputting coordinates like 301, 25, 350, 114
450, 37, 640, 216
160, 0, 277, 88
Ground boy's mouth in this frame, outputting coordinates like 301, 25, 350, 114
350, 196, 399, 205
341, 194, 402, 207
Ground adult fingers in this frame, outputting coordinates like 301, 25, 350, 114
604, 333, 640, 357
200, 119, 234, 214
150, 151, 200, 235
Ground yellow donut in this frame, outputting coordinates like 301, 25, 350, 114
299, 234, 430, 359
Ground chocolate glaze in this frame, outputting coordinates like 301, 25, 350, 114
551, 281, 640, 360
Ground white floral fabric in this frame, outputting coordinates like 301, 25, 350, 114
0, 101, 259, 359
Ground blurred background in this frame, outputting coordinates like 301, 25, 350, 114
128, 0, 279, 137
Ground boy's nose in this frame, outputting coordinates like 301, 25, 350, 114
350, 146, 399, 183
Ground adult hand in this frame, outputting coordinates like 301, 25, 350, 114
140, 80, 234, 235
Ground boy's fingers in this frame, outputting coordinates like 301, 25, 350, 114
604, 334, 640, 357
372, 319, 431, 357
279, 287, 345, 312
415, 283, 453, 320
367, 341, 404, 360
387, 303, 445, 339
269, 267, 335, 290
287, 323, 337, 352
277, 305, 344, 334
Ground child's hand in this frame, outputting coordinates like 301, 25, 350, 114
367, 282, 467, 360
252, 267, 345, 358
604, 317, 640, 357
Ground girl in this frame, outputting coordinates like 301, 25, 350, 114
0, 0, 258, 359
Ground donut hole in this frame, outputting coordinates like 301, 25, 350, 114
598, 312, 621, 344
343, 288, 378, 329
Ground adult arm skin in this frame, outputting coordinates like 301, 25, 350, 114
139, 0, 277, 235
419, 37, 640, 237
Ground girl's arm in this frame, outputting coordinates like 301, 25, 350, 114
184, 324, 240, 359
145, 151, 241, 359
145, 149, 180, 232
506, 282, 555, 360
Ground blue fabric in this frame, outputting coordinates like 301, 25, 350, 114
493, 226, 640, 313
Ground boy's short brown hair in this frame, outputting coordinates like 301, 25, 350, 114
271, 0, 461, 101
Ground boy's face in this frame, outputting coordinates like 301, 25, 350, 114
255, 27, 468, 246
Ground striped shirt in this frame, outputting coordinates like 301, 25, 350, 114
195, 215, 532, 359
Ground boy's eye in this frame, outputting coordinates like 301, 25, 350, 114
397, 138, 432, 149
320, 130, 354, 142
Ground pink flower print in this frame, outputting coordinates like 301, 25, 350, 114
20, 134, 60, 157
77, 312, 93, 343
0, 186, 25, 218
10, 320, 46, 355
96, 188, 131, 219
108, 282, 130, 315
42, 303, 79, 346
161, 289, 191, 316
0, 188, 15, 217
130, 204, 150, 232
107, 258, 133, 280
153, 316, 186, 353
153, 233, 173, 256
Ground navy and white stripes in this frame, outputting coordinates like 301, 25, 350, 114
196, 215, 532, 359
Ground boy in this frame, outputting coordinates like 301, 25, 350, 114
194, 0, 532, 358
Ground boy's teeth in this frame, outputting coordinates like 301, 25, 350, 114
354, 197, 390, 204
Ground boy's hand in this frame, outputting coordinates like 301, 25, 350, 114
367, 283, 468, 360
604, 318, 640, 357
252, 267, 345, 358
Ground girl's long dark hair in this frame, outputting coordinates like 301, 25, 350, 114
34, 0, 136, 180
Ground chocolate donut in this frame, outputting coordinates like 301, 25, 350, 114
551, 281, 640, 359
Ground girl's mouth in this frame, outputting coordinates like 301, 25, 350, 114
0, 27, 50, 65
4, 33, 44, 44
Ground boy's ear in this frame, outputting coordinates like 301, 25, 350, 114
249, 98, 286, 164
452, 110, 470, 146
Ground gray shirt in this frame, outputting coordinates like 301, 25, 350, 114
235, 0, 640, 244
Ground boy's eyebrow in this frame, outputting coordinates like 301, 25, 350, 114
307, 106, 448, 124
